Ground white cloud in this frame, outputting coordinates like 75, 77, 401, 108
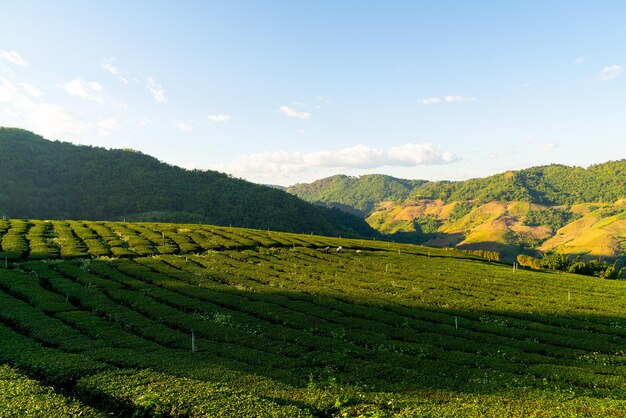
175, 121, 192, 131
63, 79, 106, 103
0, 76, 20, 102
0, 50, 29, 66
208, 114, 231, 123
279, 105, 310, 119
62, 78, 125, 107
419, 97, 442, 105
541, 142, 558, 152
19, 102, 90, 139
599, 65, 622, 81
18, 82, 42, 98
0, 76, 105, 140
388, 144, 457, 165
573, 56, 587, 64
419, 95, 476, 105
1, 77, 89, 139
102, 58, 128, 84
215, 143, 458, 180
96, 118, 119, 135
147, 77, 166, 103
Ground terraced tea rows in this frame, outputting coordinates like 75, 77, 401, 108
1, 219, 626, 416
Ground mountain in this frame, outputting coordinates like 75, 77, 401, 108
0, 128, 377, 238
288, 164, 626, 260
288, 174, 427, 216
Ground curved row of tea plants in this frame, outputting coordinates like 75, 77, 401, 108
2, 219, 626, 416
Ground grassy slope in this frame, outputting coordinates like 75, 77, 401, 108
367, 200, 554, 259
367, 199, 626, 261
540, 207, 626, 259
1, 219, 626, 416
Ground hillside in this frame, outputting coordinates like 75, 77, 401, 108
2, 219, 626, 416
288, 165, 626, 260
288, 174, 427, 216
0, 128, 376, 238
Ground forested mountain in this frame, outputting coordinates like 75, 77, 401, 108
409, 163, 626, 205
0, 128, 376, 237
288, 174, 427, 215
290, 163, 626, 211
288, 164, 626, 260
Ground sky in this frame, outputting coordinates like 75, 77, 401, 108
1, 1, 626, 186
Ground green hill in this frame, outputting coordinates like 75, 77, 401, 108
288, 174, 427, 216
0, 128, 376, 238
408, 162, 626, 205
288, 164, 626, 260
2, 219, 626, 416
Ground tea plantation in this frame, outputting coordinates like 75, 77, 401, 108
1, 219, 626, 416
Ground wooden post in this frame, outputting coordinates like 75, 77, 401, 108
568, 289, 571, 302
65, 293, 69, 303
455, 316, 458, 330
191, 330, 196, 353
385, 264, 388, 273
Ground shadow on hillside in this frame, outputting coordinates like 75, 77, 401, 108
455, 240, 522, 262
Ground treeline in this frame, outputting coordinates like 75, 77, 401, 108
517, 253, 625, 279
410, 162, 626, 206
462, 249, 501, 262
0, 128, 377, 238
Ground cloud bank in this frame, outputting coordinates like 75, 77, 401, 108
216, 143, 458, 181
1, 76, 117, 140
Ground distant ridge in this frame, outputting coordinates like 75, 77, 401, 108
0, 127, 377, 238
289, 163, 626, 210
287, 164, 626, 260
288, 174, 427, 216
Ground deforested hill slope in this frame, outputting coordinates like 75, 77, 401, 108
0, 128, 376, 238
539, 203, 626, 259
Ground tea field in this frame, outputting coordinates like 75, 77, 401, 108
1, 219, 626, 416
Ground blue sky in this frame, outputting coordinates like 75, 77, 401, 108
1, 1, 625, 185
